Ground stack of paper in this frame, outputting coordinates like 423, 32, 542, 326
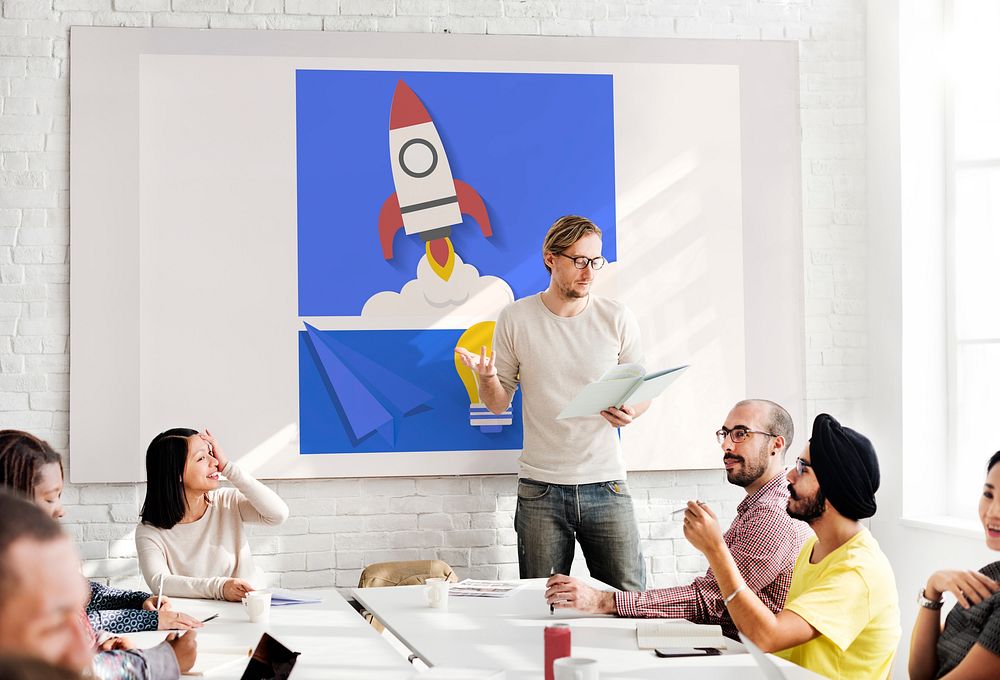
268, 590, 322, 607
449, 580, 522, 598
636, 621, 727, 650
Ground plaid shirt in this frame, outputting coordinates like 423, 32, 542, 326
615, 472, 810, 639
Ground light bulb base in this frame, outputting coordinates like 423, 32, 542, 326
469, 402, 512, 433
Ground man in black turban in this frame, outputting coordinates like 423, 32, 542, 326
788, 413, 880, 522
682, 413, 900, 679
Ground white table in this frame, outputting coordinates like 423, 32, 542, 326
353, 579, 824, 679
127, 589, 415, 679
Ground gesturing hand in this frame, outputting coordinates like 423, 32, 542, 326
682, 501, 725, 556
925, 569, 1000, 608
455, 346, 498, 380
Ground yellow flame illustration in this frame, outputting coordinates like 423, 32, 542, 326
426, 237, 456, 281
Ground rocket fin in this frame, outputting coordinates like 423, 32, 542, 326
378, 192, 404, 260
454, 179, 492, 238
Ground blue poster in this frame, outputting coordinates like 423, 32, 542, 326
296, 69, 615, 455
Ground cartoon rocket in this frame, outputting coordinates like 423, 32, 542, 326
378, 80, 492, 281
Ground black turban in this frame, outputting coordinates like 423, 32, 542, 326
809, 413, 880, 520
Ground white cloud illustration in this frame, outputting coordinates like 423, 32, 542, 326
361, 253, 514, 322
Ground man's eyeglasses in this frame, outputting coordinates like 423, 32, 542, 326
715, 426, 778, 445
556, 252, 607, 270
793, 457, 813, 475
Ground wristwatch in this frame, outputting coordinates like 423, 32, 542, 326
918, 589, 944, 610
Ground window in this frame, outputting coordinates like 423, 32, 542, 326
947, 0, 1000, 517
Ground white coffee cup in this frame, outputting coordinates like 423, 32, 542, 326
553, 657, 599, 680
241, 591, 271, 623
424, 577, 449, 610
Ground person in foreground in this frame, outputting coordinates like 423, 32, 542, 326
0, 655, 83, 680
545, 399, 810, 639
455, 215, 649, 591
908, 450, 1000, 680
137, 429, 289, 601
0, 429, 201, 634
0, 491, 196, 679
683, 413, 900, 679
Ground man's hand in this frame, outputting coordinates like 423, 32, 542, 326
682, 501, 726, 556
600, 404, 637, 428
454, 346, 498, 380
544, 574, 616, 614
143, 594, 170, 611
222, 578, 255, 602
157, 609, 204, 630
925, 569, 1000, 608
166, 630, 198, 673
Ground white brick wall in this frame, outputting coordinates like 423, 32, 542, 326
0, 0, 866, 591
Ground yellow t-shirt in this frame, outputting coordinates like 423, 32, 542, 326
776, 529, 900, 679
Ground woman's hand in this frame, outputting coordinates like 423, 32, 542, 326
98, 636, 136, 652
201, 429, 229, 470
156, 609, 203, 630
142, 594, 171, 611
925, 569, 1000, 608
222, 578, 254, 602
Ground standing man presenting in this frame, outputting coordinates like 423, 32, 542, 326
456, 215, 649, 591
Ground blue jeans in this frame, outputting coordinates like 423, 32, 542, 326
514, 478, 645, 592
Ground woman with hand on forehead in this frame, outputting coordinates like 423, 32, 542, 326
136, 429, 289, 601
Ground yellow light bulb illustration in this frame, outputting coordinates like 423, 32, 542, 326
454, 321, 513, 432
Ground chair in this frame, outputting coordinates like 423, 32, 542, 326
355, 559, 458, 633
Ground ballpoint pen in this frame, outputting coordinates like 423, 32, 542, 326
155, 574, 165, 610
671, 500, 706, 515
549, 567, 555, 615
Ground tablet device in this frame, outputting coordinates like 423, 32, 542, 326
240, 632, 300, 680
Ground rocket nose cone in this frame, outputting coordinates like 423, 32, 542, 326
389, 80, 433, 130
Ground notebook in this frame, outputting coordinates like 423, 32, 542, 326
636, 621, 728, 650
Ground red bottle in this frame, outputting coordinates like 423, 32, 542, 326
544, 623, 571, 680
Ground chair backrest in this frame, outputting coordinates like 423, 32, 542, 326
358, 559, 458, 588
357, 559, 458, 632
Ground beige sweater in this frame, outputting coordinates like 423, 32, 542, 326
135, 461, 289, 600
492, 293, 644, 484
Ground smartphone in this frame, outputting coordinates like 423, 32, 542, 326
654, 647, 722, 658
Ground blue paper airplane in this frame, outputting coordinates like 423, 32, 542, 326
301, 323, 433, 446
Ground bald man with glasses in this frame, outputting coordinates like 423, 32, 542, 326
545, 399, 810, 639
